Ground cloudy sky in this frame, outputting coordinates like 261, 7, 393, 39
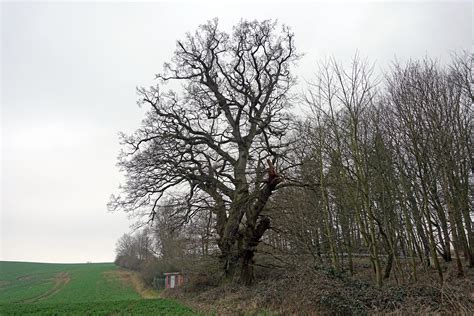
1, 1, 471, 263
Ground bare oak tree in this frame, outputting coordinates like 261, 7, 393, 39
109, 19, 299, 285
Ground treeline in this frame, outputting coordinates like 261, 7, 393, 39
115, 53, 472, 288
266, 54, 473, 287
114, 203, 216, 285
110, 19, 472, 288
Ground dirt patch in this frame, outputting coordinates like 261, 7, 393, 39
16, 275, 34, 281
104, 269, 160, 299
0, 280, 11, 288
17, 272, 71, 304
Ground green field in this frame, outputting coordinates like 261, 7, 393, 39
0, 261, 196, 315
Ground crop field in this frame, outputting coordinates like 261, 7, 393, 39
0, 261, 197, 315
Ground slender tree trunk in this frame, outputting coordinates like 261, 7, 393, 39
384, 253, 394, 279
441, 173, 464, 277
425, 205, 444, 284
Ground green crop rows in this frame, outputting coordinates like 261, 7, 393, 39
0, 261, 197, 315
0, 299, 195, 315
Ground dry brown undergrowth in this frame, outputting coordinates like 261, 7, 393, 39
104, 269, 160, 299
162, 263, 474, 315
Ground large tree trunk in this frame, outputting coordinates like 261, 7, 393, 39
219, 160, 281, 285
239, 216, 271, 285
219, 216, 272, 285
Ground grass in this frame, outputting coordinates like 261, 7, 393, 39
0, 261, 197, 315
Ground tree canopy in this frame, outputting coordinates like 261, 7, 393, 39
109, 19, 300, 284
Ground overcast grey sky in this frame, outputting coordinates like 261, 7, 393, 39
1, 1, 471, 263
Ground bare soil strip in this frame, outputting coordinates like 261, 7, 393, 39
16, 272, 70, 303
104, 269, 160, 299
16, 275, 34, 281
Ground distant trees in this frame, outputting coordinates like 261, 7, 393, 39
114, 201, 219, 285
115, 228, 153, 270
109, 19, 299, 285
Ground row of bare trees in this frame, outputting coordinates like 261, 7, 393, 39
110, 19, 472, 286
115, 228, 154, 270
115, 201, 215, 284
267, 54, 472, 287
